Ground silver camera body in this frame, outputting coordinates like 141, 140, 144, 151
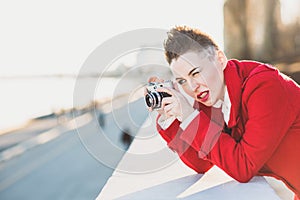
145, 80, 173, 110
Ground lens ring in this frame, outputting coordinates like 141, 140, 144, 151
152, 91, 161, 109
145, 94, 153, 108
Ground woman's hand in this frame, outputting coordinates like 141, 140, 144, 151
157, 82, 194, 121
145, 76, 194, 121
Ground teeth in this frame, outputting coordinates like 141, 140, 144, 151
198, 91, 208, 99
200, 92, 206, 98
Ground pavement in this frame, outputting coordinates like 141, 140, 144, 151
0, 109, 111, 200
0, 97, 149, 199
0, 110, 93, 163
0, 114, 64, 151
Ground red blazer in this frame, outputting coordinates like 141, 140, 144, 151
157, 60, 300, 197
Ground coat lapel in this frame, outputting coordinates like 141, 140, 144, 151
224, 60, 243, 128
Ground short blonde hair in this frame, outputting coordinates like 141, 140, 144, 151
164, 26, 219, 64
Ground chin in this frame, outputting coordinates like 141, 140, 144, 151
195, 99, 213, 107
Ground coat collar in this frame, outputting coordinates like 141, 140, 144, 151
223, 59, 276, 128
224, 60, 244, 128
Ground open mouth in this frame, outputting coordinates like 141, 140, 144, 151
197, 90, 209, 102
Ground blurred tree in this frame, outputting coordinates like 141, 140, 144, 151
224, 0, 300, 63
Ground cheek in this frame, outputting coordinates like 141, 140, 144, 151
205, 69, 223, 89
182, 86, 194, 97
208, 70, 224, 99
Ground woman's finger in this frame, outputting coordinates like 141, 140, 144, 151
164, 104, 174, 113
148, 76, 164, 83
156, 87, 173, 96
161, 97, 173, 107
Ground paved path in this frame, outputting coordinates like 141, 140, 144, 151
0, 98, 148, 200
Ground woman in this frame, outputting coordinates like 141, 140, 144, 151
148, 26, 300, 199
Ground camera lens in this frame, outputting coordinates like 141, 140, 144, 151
145, 94, 153, 108
145, 91, 172, 109
145, 92, 158, 108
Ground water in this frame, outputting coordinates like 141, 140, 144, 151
0, 76, 142, 132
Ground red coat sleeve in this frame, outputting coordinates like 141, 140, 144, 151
180, 72, 295, 182
157, 116, 213, 173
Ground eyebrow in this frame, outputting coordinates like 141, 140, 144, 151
188, 67, 198, 76
175, 67, 199, 81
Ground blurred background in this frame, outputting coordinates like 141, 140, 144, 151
0, 0, 299, 199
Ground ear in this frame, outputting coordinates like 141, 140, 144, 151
217, 50, 227, 70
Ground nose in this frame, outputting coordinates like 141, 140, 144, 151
189, 78, 199, 92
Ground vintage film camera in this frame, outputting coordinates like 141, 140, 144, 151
145, 80, 173, 110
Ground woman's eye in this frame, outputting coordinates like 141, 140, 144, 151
177, 79, 186, 85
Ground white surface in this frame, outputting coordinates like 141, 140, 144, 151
97, 113, 281, 200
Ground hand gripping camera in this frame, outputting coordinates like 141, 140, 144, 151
145, 80, 173, 110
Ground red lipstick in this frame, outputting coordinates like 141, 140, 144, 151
197, 91, 209, 102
